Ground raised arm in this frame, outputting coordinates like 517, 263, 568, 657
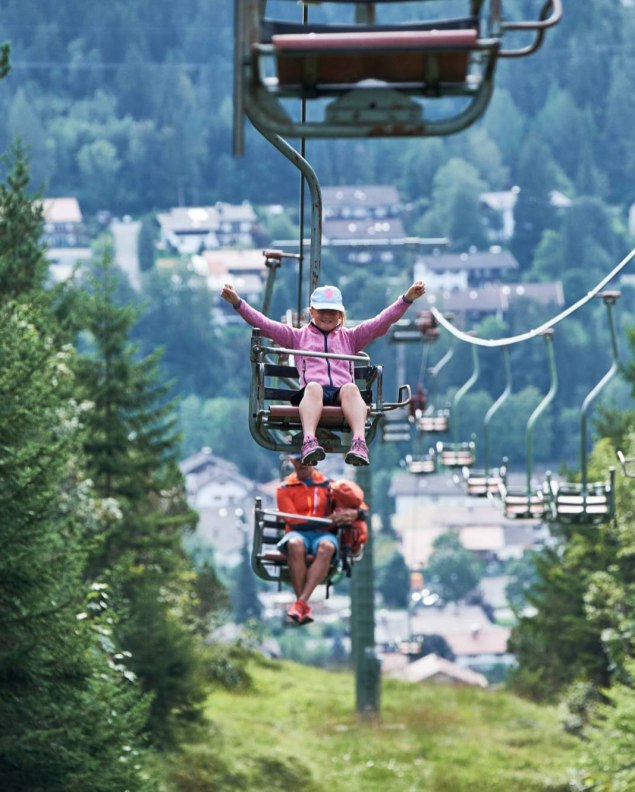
348, 280, 426, 349
404, 280, 426, 303
220, 282, 296, 347
220, 283, 241, 307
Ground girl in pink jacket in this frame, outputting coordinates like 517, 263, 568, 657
220, 280, 426, 466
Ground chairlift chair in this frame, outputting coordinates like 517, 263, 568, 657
405, 448, 437, 475
249, 328, 411, 454
463, 347, 511, 497
252, 497, 359, 596
550, 292, 622, 525
234, 0, 562, 144
437, 342, 479, 467
381, 410, 413, 443
491, 330, 558, 520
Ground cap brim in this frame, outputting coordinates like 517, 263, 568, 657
311, 301, 345, 311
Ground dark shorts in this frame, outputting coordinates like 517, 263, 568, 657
290, 384, 341, 407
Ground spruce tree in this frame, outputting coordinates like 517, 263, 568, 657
0, 144, 154, 790
0, 301, 154, 791
75, 242, 208, 744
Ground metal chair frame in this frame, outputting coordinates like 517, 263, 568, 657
234, 0, 562, 145
249, 328, 411, 453
252, 497, 361, 595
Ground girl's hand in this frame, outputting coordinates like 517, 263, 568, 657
220, 283, 240, 307
405, 281, 426, 302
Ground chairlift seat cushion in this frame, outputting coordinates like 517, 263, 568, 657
268, 403, 371, 429
271, 29, 478, 85
261, 16, 479, 43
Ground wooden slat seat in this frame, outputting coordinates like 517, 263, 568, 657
272, 29, 479, 87
503, 494, 546, 519
440, 449, 474, 467
260, 16, 479, 42
268, 403, 371, 430
418, 414, 450, 433
408, 458, 436, 475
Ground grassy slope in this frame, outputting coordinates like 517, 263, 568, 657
168, 655, 579, 792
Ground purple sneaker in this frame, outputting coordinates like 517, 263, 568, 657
345, 436, 370, 466
300, 436, 325, 466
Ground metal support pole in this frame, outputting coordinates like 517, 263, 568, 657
351, 464, 380, 719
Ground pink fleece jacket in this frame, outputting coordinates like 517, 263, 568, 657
235, 296, 413, 388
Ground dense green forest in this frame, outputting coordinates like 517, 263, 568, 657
3, 1, 635, 789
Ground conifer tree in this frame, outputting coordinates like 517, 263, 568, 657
0, 301, 154, 791
0, 144, 154, 790
0, 140, 48, 299
75, 242, 208, 743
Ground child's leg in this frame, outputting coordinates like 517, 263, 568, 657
338, 382, 367, 438
298, 382, 324, 437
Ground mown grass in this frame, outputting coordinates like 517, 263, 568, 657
161, 655, 579, 791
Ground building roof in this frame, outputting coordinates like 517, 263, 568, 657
391, 653, 489, 687
42, 197, 83, 224
157, 202, 256, 234
442, 624, 511, 658
416, 249, 519, 273
322, 184, 401, 211
428, 281, 565, 313
194, 249, 267, 277
323, 217, 406, 243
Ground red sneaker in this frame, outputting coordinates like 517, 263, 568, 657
287, 600, 304, 623
299, 601, 314, 625
287, 600, 314, 625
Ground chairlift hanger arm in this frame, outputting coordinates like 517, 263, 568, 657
498, 0, 563, 58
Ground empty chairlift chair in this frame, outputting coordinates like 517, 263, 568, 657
463, 347, 511, 496
495, 330, 557, 520
437, 343, 478, 468
234, 0, 562, 143
551, 292, 621, 525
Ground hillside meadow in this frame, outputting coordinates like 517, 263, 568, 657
158, 654, 580, 791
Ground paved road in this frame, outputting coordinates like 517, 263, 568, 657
111, 219, 141, 289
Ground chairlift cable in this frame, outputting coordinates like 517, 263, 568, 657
429, 246, 635, 348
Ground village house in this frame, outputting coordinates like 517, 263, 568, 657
41, 197, 92, 280
179, 448, 274, 567
414, 247, 520, 291
157, 201, 258, 255
321, 185, 403, 220
389, 470, 547, 571
425, 280, 565, 324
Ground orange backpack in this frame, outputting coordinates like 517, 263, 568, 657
330, 479, 369, 556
